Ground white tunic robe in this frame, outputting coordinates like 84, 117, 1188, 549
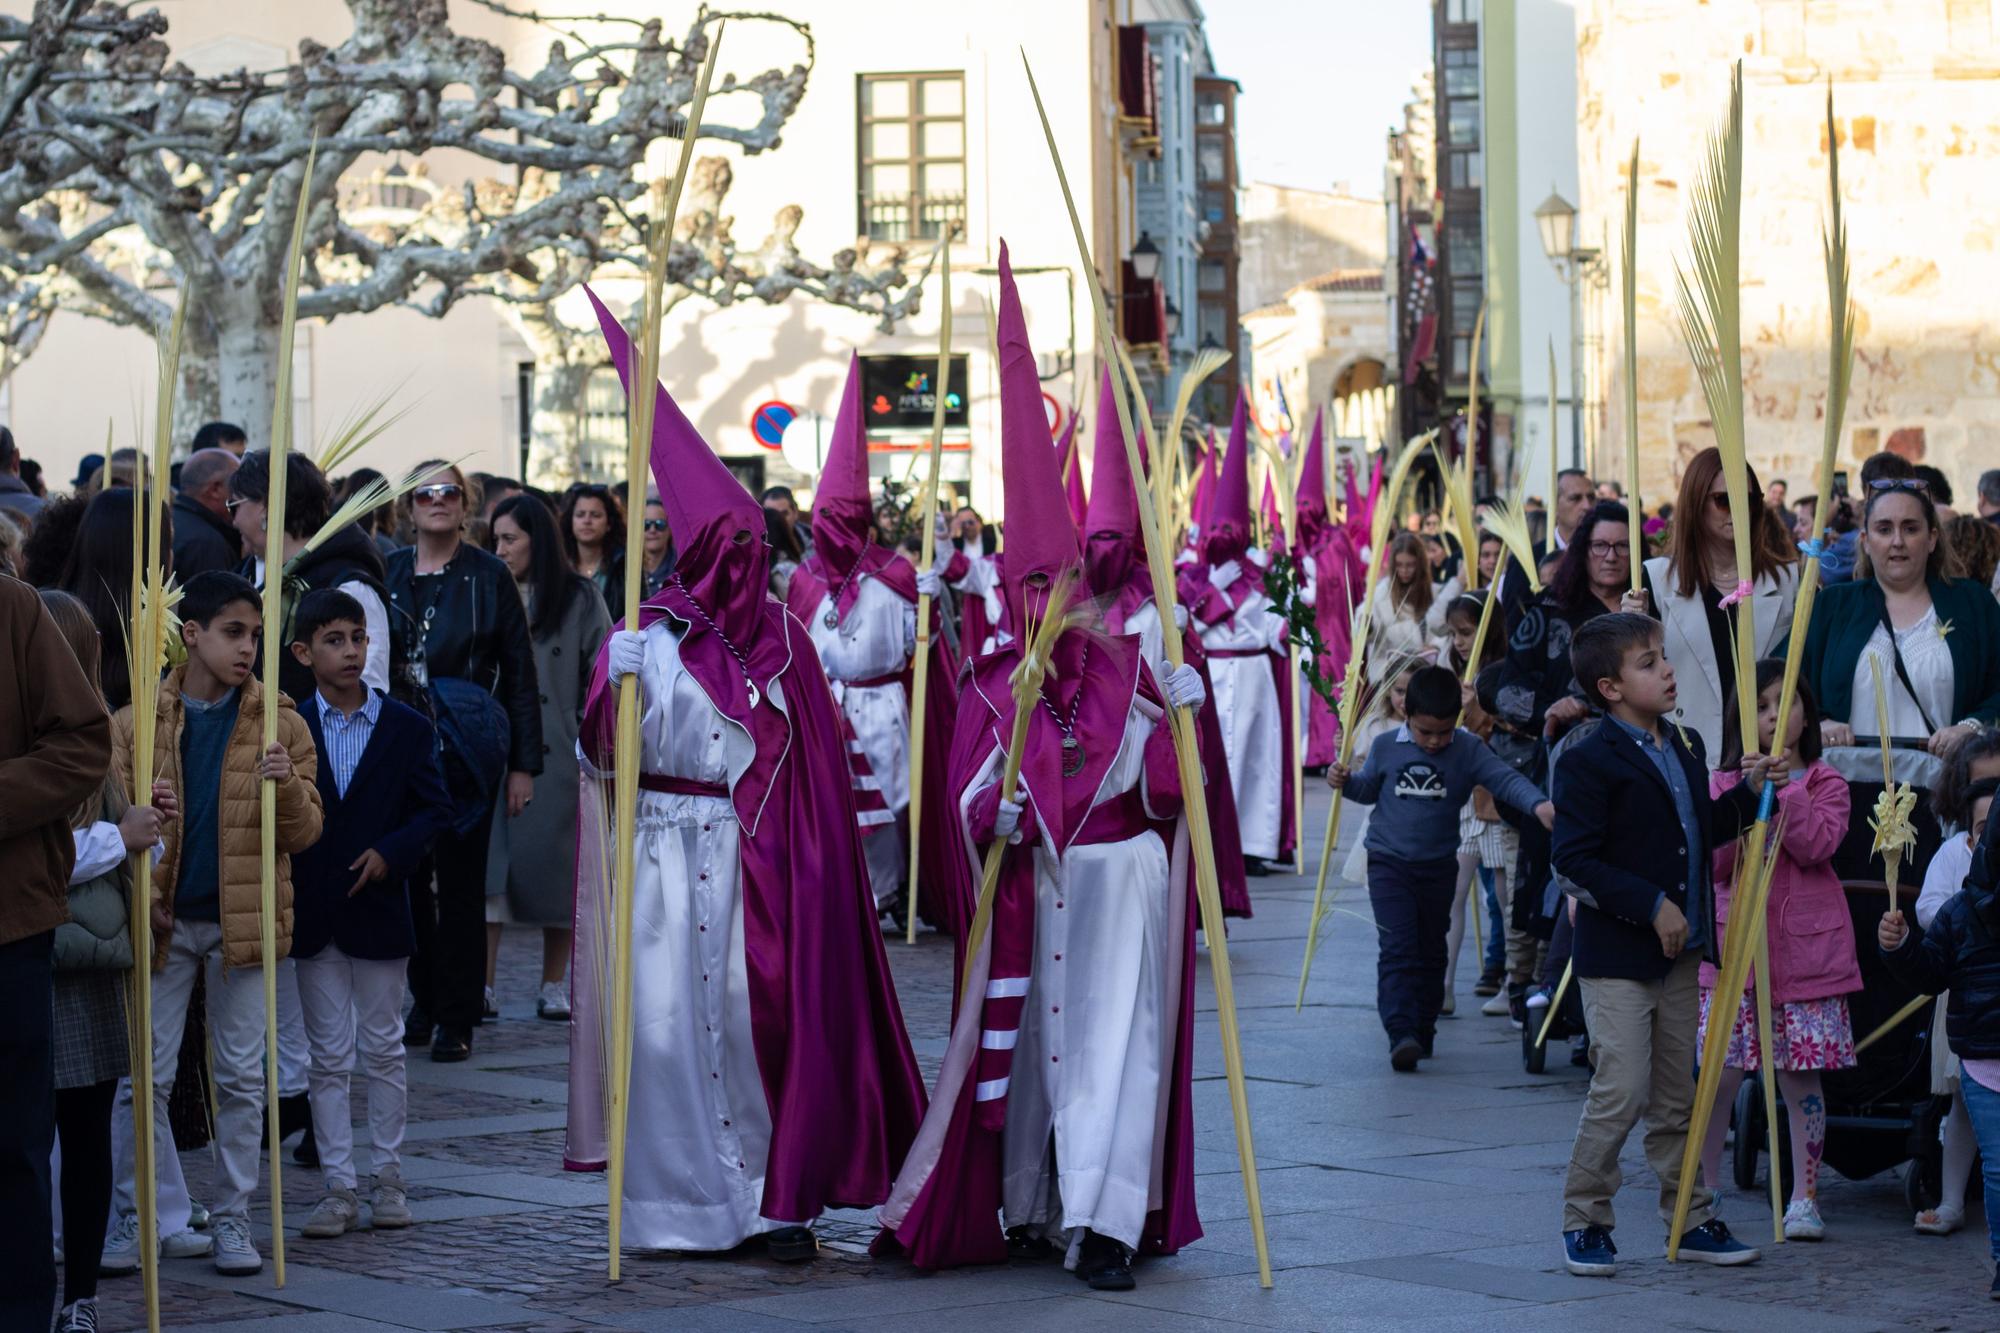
807, 576, 916, 907
973, 701, 1179, 1257
608, 620, 802, 1251
1192, 560, 1286, 859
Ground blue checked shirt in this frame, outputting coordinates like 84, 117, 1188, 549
316, 690, 383, 798
1607, 714, 1707, 953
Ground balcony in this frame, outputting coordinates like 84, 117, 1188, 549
1117, 25, 1159, 151
860, 192, 967, 243
1119, 260, 1166, 348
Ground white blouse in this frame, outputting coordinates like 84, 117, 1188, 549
1849, 607, 1954, 739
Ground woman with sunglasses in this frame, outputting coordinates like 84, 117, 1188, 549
385, 465, 541, 1063
1635, 447, 1800, 764
639, 498, 676, 599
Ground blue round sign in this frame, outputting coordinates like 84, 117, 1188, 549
751, 400, 796, 449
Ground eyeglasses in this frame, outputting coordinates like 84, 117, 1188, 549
1867, 477, 1928, 493
1588, 540, 1631, 559
642, 519, 668, 533
225, 496, 251, 513
1705, 490, 1764, 512
412, 484, 464, 506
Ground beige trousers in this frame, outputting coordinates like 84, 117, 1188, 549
1561, 952, 1714, 1235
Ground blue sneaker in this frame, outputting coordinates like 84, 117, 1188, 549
1562, 1226, 1616, 1276
1675, 1218, 1760, 1266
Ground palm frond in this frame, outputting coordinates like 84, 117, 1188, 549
1621, 137, 1642, 583
314, 383, 418, 475
1481, 499, 1544, 595
1819, 83, 1855, 522
1430, 436, 1478, 589
1160, 345, 1231, 525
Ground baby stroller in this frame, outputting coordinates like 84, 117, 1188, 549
1726, 861, 1948, 1207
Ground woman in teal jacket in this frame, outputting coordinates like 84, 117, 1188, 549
1798, 482, 2000, 754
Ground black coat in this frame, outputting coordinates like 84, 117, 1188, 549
1551, 719, 1759, 981
1883, 813, 2000, 1059
385, 542, 544, 775
292, 693, 452, 961
170, 493, 242, 580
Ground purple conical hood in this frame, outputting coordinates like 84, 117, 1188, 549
812, 353, 874, 578
1083, 366, 1144, 601
1083, 367, 1139, 540
1296, 407, 1330, 540
994, 241, 1080, 622
1205, 390, 1252, 560
583, 284, 767, 641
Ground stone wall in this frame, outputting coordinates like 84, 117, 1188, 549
1575, 0, 2000, 504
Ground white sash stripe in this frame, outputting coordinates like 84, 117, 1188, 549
979, 1028, 1019, 1050
974, 1076, 1012, 1101
984, 976, 1030, 999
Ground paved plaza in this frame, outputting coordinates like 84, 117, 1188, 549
110, 786, 1993, 1330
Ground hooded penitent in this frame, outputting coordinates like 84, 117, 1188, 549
1187, 426, 1217, 544
874, 243, 1201, 1267
1176, 388, 1297, 864
1296, 410, 1365, 767
1204, 391, 1253, 565
783, 353, 963, 931
566, 287, 926, 1223
1083, 365, 1253, 919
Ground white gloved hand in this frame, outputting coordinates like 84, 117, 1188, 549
607, 630, 647, 683
917, 569, 944, 598
1165, 663, 1206, 711
994, 795, 1025, 842
1209, 562, 1240, 592
1172, 603, 1189, 631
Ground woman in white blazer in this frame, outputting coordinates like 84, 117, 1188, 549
1639, 447, 1800, 764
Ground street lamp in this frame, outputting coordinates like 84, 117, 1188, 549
1533, 187, 1601, 474
1130, 231, 1161, 282
1164, 297, 1180, 340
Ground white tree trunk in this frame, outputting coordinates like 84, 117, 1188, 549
526, 357, 590, 490
174, 301, 282, 455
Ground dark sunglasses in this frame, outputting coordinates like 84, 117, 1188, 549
412, 484, 465, 505
1867, 477, 1928, 493
643, 519, 668, 532
1705, 489, 1764, 512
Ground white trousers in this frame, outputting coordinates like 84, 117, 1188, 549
113, 919, 268, 1223
276, 957, 310, 1099
295, 943, 409, 1191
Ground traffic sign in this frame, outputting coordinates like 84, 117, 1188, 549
751, 400, 796, 449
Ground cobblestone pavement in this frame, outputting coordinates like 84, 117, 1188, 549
89, 786, 1995, 1330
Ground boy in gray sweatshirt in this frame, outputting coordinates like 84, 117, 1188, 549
1330, 665, 1555, 1071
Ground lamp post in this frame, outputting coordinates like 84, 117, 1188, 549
1130, 230, 1161, 281
1534, 189, 1602, 474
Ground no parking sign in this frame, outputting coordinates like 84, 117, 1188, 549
751, 400, 796, 449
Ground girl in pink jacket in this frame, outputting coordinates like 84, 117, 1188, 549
1694, 661, 1859, 1242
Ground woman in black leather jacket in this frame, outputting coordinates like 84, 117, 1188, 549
385, 462, 541, 1063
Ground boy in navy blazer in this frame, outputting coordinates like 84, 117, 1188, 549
289, 590, 451, 1240
1549, 613, 1783, 1278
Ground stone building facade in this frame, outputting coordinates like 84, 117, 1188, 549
1575, 0, 2000, 503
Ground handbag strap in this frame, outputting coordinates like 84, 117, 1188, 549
1875, 602, 1941, 737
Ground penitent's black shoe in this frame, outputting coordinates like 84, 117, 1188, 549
1005, 1226, 1059, 1261
766, 1226, 819, 1263
1075, 1230, 1135, 1291
1390, 1036, 1423, 1072
403, 1009, 433, 1048
430, 1029, 471, 1063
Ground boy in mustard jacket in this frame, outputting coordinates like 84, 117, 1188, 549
109, 571, 322, 1278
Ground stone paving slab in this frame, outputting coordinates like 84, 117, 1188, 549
85, 782, 2000, 1331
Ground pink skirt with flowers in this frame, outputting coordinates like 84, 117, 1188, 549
1697, 989, 1857, 1073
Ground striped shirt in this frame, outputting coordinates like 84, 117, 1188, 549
316, 690, 383, 798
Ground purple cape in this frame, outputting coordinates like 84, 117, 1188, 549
566, 593, 927, 1224
1299, 523, 1366, 767
874, 628, 1201, 1267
